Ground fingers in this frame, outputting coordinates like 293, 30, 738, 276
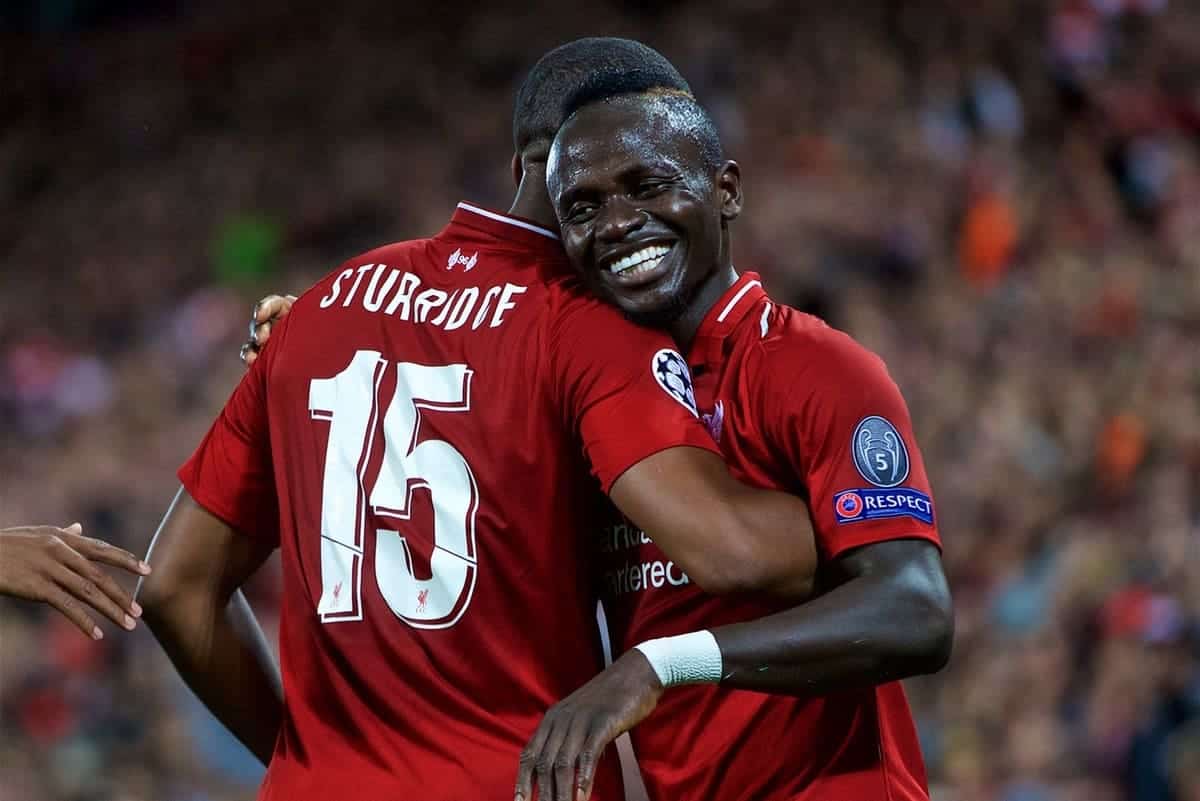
63, 525, 151, 577
574, 728, 611, 801
250, 318, 272, 346
243, 293, 296, 367
253, 294, 297, 325
41, 584, 103, 640
553, 718, 594, 801
240, 341, 258, 367
253, 295, 282, 324
51, 548, 137, 631
517, 716, 561, 801
535, 720, 569, 801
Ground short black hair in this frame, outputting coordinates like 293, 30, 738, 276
512, 37, 691, 160
560, 70, 725, 173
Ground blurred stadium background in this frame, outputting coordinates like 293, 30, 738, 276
2, 0, 1199, 799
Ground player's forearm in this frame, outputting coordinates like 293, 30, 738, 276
610, 449, 817, 597
646, 492, 816, 598
711, 540, 952, 695
141, 588, 282, 764
724, 486, 818, 597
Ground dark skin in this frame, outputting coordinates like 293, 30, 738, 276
151, 120, 819, 772
512, 96, 954, 801
547, 99, 741, 351
137, 489, 282, 764
0, 522, 149, 639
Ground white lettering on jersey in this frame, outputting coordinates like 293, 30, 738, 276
319, 267, 355, 308
599, 521, 691, 597
490, 284, 527, 328
323, 264, 528, 332
363, 266, 400, 312
341, 263, 376, 307
604, 559, 691, 597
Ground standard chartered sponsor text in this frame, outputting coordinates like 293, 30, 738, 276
605, 558, 691, 597
601, 521, 690, 596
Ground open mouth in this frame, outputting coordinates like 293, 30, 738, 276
602, 243, 675, 287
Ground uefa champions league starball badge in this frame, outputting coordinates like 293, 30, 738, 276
652, 349, 698, 417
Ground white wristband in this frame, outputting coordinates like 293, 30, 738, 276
633, 631, 724, 688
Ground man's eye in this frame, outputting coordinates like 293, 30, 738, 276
634, 181, 669, 198
566, 204, 597, 222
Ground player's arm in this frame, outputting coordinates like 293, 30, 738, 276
608, 447, 815, 597
137, 488, 282, 765
519, 335, 952, 801
554, 309, 816, 599
0, 523, 150, 638
517, 539, 950, 801
701, 336, 952, 691
146, 317, 288, 765
710, 538, 949, 690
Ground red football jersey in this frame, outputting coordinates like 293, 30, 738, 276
599, 273, 941, 801
178, 203, 719, 801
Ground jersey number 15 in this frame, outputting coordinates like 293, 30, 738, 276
309, 350, 479, 629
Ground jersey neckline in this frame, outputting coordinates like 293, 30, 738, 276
445, 202, 561, 249
689, 271, 768, 365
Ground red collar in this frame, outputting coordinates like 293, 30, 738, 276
440, 202, 562, 257
689, 271, 768, 365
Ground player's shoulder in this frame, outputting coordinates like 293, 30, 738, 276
543, 273, 601, 312
755, 301, 893, 388
544, 272, 614, 316
546, 276, 669, 343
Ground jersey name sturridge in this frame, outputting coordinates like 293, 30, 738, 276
319, 263, 528, 332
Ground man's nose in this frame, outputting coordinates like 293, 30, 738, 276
594, 197, 648, 243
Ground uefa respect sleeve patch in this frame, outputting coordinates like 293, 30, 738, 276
834, 488, 934, 526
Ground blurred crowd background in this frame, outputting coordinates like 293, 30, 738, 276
2, 0, 1199, 799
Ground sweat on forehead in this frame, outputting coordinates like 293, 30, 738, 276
555, 91, 724, 174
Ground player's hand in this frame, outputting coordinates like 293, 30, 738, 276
240, 294, 297, 367
0, 524, 151, 639
515, 649, 664, 801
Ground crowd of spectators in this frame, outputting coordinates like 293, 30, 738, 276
2, 1, 1198, 799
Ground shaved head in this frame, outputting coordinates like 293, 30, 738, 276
563, 91, 725, 191
511, 37, 691, 163
557, 70, 724, 181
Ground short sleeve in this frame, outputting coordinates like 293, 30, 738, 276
768, 330, 940, 560
178, 337, 282, 545
550, 298, 719, 493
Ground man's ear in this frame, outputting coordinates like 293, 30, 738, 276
717, 160, 743, 221
511, 152, 523, 188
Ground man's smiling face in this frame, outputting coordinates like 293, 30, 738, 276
547, 94, 741, 327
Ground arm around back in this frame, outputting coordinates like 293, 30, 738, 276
610, 446, 816, 598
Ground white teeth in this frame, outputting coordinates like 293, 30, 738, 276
610, 244, 670, 274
